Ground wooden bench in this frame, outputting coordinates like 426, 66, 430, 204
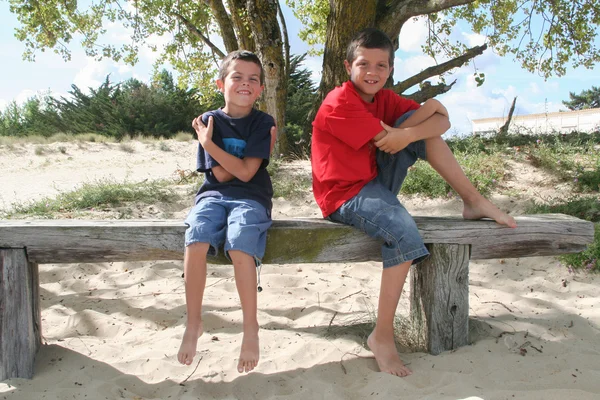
0, 214, 594, 380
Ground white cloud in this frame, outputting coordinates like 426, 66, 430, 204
303, 56, 324, 85
394, 55, 436, 83
118, 64, 133, 74
0, 98, 7, 111
462, 32, 487, 47
15, 89, 37, 105
398, 17, 428, 53
73, 59, 109, 91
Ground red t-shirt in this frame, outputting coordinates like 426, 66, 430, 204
311, 81, 420, 217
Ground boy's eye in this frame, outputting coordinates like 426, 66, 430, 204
250, 77, 259, 82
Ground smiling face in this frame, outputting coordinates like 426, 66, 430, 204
344, 46, 393, 103
217, 59, 264, 118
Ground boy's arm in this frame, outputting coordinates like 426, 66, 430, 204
193, 115, 273, 183
375, 99, 450, 154
209, 125, 277, 183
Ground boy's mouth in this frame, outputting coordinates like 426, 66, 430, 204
364, 80, 378, 84
237, 90, 251, 95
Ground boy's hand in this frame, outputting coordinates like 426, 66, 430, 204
270, 125, 277, 154
375, 121, 413, 154
192, 115, 213, 147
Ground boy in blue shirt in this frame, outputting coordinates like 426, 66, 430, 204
178, 50, 276, 374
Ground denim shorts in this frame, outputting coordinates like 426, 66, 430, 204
184, 197, 272, 261
328, 110, 430, 268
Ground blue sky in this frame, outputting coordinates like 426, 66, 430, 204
1, 2, 598, 136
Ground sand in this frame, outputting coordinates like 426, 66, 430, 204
1, 140, 599, 400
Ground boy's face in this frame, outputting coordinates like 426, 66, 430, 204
217, 59, 264, 115
344, 47, 393, 103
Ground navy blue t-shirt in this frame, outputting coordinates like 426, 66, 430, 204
195, 108, 275, 214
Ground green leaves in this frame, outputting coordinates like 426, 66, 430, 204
563, 86, 600, 111
474, 72, 485, 87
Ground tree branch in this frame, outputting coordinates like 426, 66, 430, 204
379, 0, 476, 39
388, 0, 476, 17
173, 12, 226, 59
402, 80, 456, 103
392, 43, 487, 93
207, 0, 238, 53
277, 1, 290, 79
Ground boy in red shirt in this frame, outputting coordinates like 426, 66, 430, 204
311, 28, 516, 377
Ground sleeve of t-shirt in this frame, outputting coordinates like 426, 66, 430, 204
243, 113, 275, 166
195, 112, 225, 172
391, 93, 421, 122
324, 102, 384, 151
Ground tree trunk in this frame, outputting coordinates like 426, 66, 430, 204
498, 96, 518, 136
316, 0, 378, 107
246, 0, 288, 156
209, 0, 239, 53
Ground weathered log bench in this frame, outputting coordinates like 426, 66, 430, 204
0, 214, 594, 380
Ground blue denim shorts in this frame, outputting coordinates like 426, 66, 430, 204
328, 111, 430, 268
184, 197, 272, 261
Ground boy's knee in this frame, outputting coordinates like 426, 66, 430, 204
186, 241, 210, 256
228, 249, 255, 264
394, 109, 417, 128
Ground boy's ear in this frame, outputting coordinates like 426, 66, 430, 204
344, 60, 351, 76
216, 79, 225, 92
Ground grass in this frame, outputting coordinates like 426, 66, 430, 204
3, 179, 179, 219
0, 132, 116, 146
401, 151, 507, 197
268, 159, 312, 199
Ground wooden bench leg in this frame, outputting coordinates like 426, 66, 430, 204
1, 248, 41, 380
410, 244, 470, 355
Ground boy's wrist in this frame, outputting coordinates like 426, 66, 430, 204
201, 138, 215, 150
404, 127, 418, 143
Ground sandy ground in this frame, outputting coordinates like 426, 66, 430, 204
1, 140, 599, 400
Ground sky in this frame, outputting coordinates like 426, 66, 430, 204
1, 2, 599, 136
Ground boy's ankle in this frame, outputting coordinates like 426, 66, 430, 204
242, 321, 259, 334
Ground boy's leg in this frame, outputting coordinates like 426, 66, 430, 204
376, 110, 424, 195
424, 136, 516, 227
368, 260, 413, 377
178, 242, 210, 365
228, 250, 260, 373
379, 110, 516, 227
178, 198, 227, 365
329, 182, 428, 377
225, 199, 271, 373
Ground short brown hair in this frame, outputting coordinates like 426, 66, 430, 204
218, 50, 265, 85
346, 28, 395, 67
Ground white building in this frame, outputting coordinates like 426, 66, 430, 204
471, 108, 600, 136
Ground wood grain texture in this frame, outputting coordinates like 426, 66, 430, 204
0, 249, 41, 380
0, 214, 593, 264
410, 244, 470, 355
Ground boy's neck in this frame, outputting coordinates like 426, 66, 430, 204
222, 104, 254, 119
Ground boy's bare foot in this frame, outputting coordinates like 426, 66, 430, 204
178, 321, 203, 365
463, 196, 517, 228
237, 330, 260, 373
367, 331, 412, 377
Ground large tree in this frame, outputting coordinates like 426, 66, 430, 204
290, 0, 600, 106
7, 0, 600, 149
